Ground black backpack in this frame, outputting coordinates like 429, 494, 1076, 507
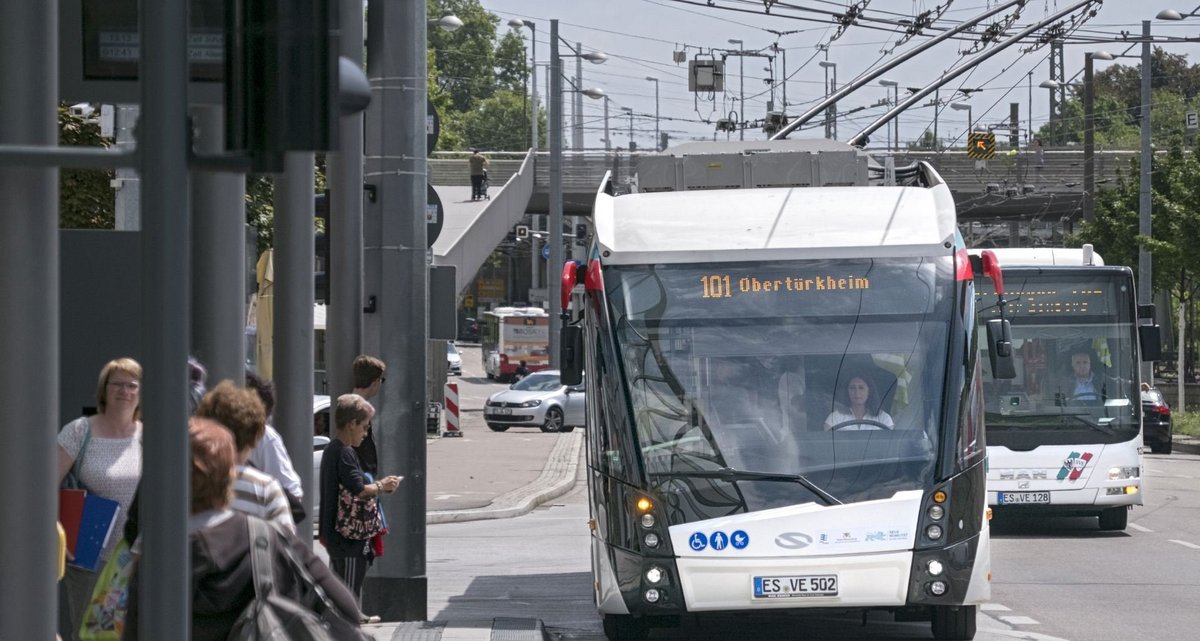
227, 517, 365, 641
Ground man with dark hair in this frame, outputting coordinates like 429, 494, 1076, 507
350, 355, 386, 475
246, 370, 306, 522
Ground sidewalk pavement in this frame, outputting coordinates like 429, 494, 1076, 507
361, 422, 585, 641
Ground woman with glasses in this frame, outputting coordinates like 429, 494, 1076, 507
56, 357, 144, 640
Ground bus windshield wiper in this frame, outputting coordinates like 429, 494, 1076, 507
650, 467, 842, 506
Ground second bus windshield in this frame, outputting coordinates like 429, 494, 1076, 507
976, 270, 1140, 449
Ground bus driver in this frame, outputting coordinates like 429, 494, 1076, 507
824, 373, 894, 431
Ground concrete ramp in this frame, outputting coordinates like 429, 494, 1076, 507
432, 150, 535, 295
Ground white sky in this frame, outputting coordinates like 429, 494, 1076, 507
478, 0, 1200, 149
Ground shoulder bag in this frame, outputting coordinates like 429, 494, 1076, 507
62, 417, 93, 490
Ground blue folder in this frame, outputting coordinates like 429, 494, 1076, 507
69, 494, 120, 572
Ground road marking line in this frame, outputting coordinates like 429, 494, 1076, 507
980, 603, 1012, 611
1129, 522, 1153, 533
1169, 539, 1200, 549
998, 615, 1040, 625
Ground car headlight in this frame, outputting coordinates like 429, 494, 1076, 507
518, 399, 543, 408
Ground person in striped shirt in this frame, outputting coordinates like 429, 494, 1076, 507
195, 381, 294, 533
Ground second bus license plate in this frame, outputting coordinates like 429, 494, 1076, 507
753, 574, 838, 599
998, 491, 1051, 505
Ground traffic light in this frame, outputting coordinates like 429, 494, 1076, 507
575, 223, 589, 239
225, 0, 370, 172
314, 191, 330, 303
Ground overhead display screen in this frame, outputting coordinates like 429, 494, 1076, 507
80, 0, 225, 82
976, 274, 1126, 320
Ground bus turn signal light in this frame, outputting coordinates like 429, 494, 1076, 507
636, 497, 653, 512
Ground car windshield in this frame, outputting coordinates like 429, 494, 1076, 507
447, 343, 459, 356
512, 373, 561, 392
606, 257, 954, 516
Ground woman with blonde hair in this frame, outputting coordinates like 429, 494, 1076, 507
56, 357, 144, 639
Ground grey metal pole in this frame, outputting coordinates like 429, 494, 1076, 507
823, 63, 831, 139
604, 97, 611, 151
327, 0, 366, 401
114, 105, 141, 230
574, 43, 584, 149
531, 23, 539, 150
781, 48, 788, 117
739, 54, 745, 141
830, 65, 837, 139
364, 0, 429, 619
1139, 19, 1154, 380
1083, 52, 1096, 223
273, 153, 316, 539
139, 0, 192, 637
549, 20, 564, 367
893, 86, 899, 150
0, 1, 57, 638
191, 106, 245, 386
531, 214, 540, 292
1027, 71, 1033, 146
933, 88, 939, 149
652, 79, 662, 150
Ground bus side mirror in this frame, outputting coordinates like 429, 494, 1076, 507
986, 319, 1016, 379
561, 325, 584, 386
1139, 324, 1162, 362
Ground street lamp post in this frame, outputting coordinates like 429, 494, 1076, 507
621, 107, 635, 150
1156, 5, 1200, 19
728, 39, 744, 140
645, 76, 660, 150
880, 79, 899, 150
603, 96, 611, 151
555, 42, 605, 150
818, 61, 837, 139
508, 19, 538, 150
549, 20, 606, 364
950, 102, 973, 138
1083, 50, 1114, 224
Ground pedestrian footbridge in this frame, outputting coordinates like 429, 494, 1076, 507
430, 147, 1134, 294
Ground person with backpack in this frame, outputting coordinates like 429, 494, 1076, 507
121, 418, 364, 641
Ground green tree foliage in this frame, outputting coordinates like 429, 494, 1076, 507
428, 0, 542, 151
455, 90, 542, 150
1037, 48, 1200, 146
1074, 146, 1200, 380
58, 105, 115, 229
428, 0, 501, 113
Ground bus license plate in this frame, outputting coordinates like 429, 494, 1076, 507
492, 408, 512, 415
998, 491, 1050, 505
753, 574, 838, 599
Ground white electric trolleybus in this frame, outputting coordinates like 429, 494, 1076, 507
971, 246, 1161, 531
557, 140, 1015, 640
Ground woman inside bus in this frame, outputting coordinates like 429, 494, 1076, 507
823, 373, 894, 431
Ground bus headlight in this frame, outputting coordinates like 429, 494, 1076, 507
645, 566, 666, 585
643, 532, 660, 548
640, 513, 656, 528
927, 580, 948, 596
926, 560, 945, 576
926, 524, 943, 541
644, 588, 661, 603
927, 505, 945, 520
1108, 466, 1139, 480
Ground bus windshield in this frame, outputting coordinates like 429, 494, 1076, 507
606, 257, 956, 520
976, 270, 1140, 448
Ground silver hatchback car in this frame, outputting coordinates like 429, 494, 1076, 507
485, 370, 585, 433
